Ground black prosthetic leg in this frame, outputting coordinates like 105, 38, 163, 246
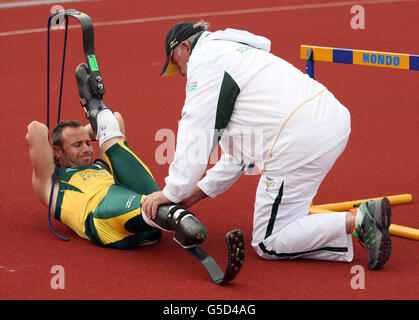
153, 204, 208, 247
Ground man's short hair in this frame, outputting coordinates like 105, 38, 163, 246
185, 20, 210, 44
52, 120, 83, 148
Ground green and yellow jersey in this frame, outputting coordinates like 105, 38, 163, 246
54, 162, 114, 240
54, 141, 162, 249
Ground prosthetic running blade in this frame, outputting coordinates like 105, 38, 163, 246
173, 229, 245, 285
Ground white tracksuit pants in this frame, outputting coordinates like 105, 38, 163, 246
252, 137, 353, 262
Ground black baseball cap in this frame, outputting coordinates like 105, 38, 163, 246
160, 21, 204, 76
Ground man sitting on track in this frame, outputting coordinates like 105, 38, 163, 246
26, 63, 208, 250
143, 20, 393, 270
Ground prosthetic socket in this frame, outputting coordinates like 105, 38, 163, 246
153, 204, 208, 247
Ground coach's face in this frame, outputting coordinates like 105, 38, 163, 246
172, 41, 191, 76
54, 126, 93, 168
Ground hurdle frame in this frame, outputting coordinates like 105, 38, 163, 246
309, 194, 419, 241
301, 45, 419, 79
300, 45, 418, 240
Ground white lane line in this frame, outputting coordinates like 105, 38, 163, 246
0, 0, 98, 9
0, 0, 417, 37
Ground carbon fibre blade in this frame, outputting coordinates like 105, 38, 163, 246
186, 246, 225, 284
173, 229, 245, 285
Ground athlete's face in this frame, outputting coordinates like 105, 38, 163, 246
54, 126, 93, 167
171, 41, 191, 76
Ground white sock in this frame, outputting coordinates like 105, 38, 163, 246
141, 207, 170, 231
354, 207, 364, 227
96, 109, 123, 146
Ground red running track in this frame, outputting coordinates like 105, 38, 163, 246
0, 0, 418, 300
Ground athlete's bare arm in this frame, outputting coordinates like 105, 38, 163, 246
26, 121, 55, 206
26, 112, 125, 208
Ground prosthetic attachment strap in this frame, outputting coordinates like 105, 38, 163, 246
167, 205, 195, 224
174, 229, 245, 285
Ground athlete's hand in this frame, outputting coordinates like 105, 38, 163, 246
142, 191, 171, 220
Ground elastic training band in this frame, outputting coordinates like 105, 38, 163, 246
46, 13, 69, 241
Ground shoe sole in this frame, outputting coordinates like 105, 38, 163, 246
368, 197, 392, 270
223, 230, 245, 283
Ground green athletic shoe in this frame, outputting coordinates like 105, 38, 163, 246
353, 197, 392, 270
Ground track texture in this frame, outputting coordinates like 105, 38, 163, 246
0, 0, 418, 299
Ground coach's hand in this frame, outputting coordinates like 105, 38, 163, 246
178, 185, 208, 209
142, 191, 171, 220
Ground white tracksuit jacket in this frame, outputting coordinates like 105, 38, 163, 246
162, 29, 350, 203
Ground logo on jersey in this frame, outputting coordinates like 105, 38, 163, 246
126, 195, 136, 209
186, 81, 198, 93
